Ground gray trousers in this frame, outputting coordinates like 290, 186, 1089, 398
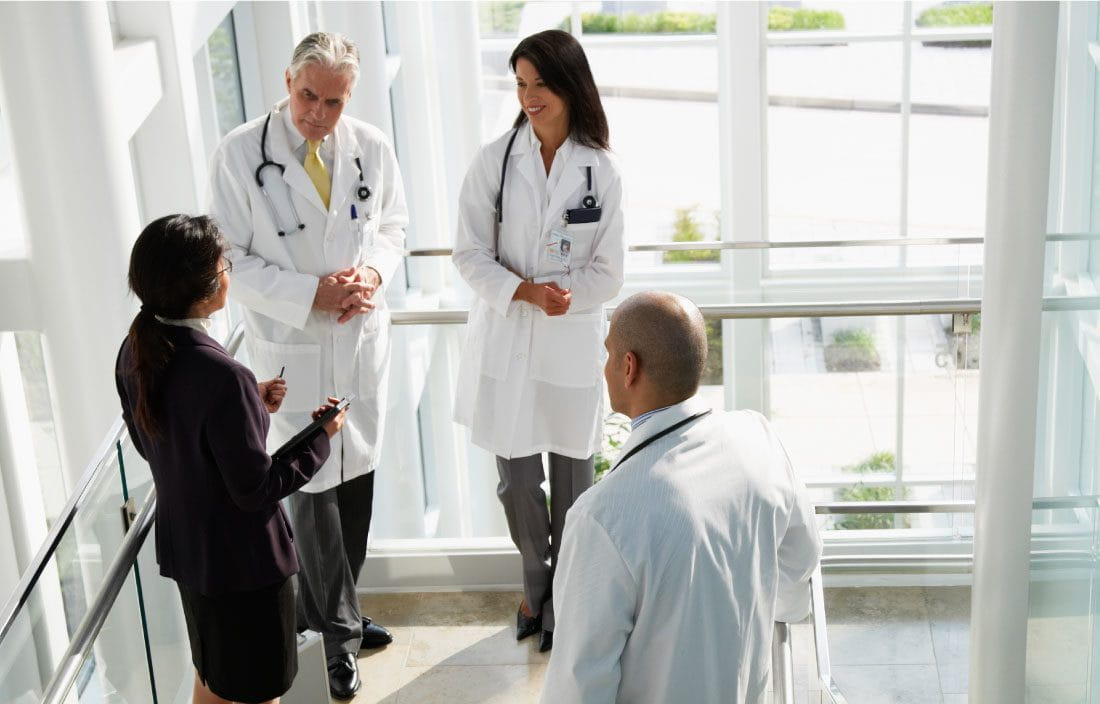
285, 471, 374, 658
496, 453, 594, 632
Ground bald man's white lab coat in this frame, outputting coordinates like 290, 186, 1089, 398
542, 398, 822, 704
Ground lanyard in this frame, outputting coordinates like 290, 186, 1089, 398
609, 410, 712, 474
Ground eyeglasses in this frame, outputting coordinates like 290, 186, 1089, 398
217, 259, 233, 276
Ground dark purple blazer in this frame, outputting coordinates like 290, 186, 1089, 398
115, 324, 330, 596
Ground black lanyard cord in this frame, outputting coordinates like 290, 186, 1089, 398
609, 410, 712, 474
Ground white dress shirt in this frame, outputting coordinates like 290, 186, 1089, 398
543, 397, 822, 704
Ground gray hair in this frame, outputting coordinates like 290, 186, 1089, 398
289, 32, 360, 85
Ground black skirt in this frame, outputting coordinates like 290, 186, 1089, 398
177, 577, 297, 703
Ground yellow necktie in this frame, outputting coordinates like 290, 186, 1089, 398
305, 140, 331, 209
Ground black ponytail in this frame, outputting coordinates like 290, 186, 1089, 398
125, 215, 226, 438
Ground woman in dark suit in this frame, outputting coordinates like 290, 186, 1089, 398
115, 214, 345, 704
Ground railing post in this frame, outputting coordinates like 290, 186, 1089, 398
771, 621, 794, 704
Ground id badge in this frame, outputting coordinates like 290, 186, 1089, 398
545, 229, 573, 267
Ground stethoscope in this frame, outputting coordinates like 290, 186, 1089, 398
255, 111, 373, 237
493, 127, 599, 260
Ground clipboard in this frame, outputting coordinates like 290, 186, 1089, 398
271, 396, 351, 462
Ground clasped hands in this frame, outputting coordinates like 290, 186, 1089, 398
515, 279, 572, 317
314, 266, 382, 324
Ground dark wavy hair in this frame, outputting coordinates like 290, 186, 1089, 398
509, 30, 609, 151
125, 214, 226, 438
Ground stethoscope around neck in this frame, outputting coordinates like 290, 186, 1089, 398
254, 111, 373, 237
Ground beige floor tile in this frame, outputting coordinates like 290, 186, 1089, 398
389, 664, 547, 704
360, 591, 521, 628
406, 626, 549, 667
832, 664, 942, 703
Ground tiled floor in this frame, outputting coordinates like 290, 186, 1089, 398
337, 587, 975, 704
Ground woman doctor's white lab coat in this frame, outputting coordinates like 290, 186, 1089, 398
208, 99, 408, 493
453, 123, 626, 459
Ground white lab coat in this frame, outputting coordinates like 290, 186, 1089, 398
208, 99, 408, 494
542, 398, 823, 704
453, 124, 626, 459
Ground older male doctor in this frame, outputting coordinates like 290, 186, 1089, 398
208, 32, 406, 700
543, 291, 822, 704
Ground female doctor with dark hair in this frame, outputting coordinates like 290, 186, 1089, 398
452, 29, 626, 653
115, 214, 346, 704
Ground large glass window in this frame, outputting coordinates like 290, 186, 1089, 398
204, 13, 247, 139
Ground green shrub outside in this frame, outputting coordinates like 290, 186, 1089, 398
562, 8, 843, 34
479, 1, 525, 36
915, 2, 991, 48
832, 328, 876, 353
834, 451, 911, 530
915, 3, 992, 28
663, 206, 720, 264
593, 414, 631, 483
767, 7, 845, 32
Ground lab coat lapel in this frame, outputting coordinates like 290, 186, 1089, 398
325, 123, 359, 238
270, 105, 329, 217
611, 397, 712, 472
543, 145, 596, 233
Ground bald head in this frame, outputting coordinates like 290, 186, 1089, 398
607, 292, 708, 408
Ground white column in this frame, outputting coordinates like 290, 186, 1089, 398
969, 3, 1059, 701
250, 1, 312, 110
718, 1, 767, 413
114, 3, 211, 219
316, 1, 393, 137
0, 1, 142, 483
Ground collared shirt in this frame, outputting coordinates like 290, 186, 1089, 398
527, 127, 575, 218
631, 404, 674, 431
281, 104, 335, 173
155, 316, 212, 334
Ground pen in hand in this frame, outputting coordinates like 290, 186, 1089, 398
278, 365, 285, 379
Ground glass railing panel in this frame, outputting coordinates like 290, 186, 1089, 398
1025, 504, 1098, 702
0, 442, 128, 701
763, 314, 976, 537
116, 436, 192, 704
68, 567, 155, 704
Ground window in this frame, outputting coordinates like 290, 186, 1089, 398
206, 13, 247, 138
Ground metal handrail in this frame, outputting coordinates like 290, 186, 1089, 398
39, 490, 156, 704
407, 235, 988, 257
388, 295, 1100, 326
405, 231, 1100, 258
814, 495, 1100, 514
0, 322, 246, 648
390, 298, 984, 326
0, 416, 126, 644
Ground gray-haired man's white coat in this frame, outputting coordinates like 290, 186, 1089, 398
542, 397, 822, 704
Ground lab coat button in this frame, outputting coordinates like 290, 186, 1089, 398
520, 306, 528, 318
326, 234, 335, 242
516, 353, 526, 361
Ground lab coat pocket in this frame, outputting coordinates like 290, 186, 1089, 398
357, 310, 389, 399
247, 336, 322, 413
529, 313, 603, 388
564, 221, 599, 264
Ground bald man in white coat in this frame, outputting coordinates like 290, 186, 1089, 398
542, 292, 822, 704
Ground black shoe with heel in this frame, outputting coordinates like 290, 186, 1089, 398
516, 605, 542, 641
360, 616, 393, 649
327, 652, 361, 700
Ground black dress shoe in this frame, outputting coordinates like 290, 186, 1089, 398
538, 629, 553, 652
360, 616, 393, 649
516, 605, 542, 641
327, 652, 361, 700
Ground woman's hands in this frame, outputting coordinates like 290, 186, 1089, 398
257, 378, 286, 413
312, 396, 348, 438
514, 280, 572, 316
